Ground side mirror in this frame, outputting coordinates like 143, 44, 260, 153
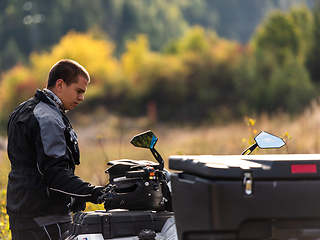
130, 130, 158, 149
130, 130, 164, 170
241, 131, 285, 155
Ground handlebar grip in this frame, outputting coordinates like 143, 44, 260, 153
126, 170, 146, 178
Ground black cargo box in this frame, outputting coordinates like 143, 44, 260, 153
68, 210, 173, 239
169, 154, 320, 240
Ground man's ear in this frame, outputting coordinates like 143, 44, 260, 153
55, 79, 64, 92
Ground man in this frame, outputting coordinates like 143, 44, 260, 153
6, 59, 107, 240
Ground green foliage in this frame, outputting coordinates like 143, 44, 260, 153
117, 26, 243, 122
233, 48, 271, 115
116, 0, 189, 53
288, 4, 314, 61
267, 55, 315, 113
119, 34, 189, 118
176, 26, 211, 54
234, 4, 317, 116
252, 4, 315, 66
306, 5, 320, 82
233, 43, 315, 116
251, 10, 300, 65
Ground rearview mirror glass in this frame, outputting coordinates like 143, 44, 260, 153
130, 130, 158, 149
255, 131, 285, 149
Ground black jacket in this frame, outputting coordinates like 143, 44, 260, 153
6, 89, 101, 219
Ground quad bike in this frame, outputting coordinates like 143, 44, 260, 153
64, 130, 320, 240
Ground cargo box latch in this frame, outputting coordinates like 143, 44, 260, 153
243, 172, 252, 195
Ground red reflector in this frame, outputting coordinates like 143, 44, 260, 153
291, 164, 317, 173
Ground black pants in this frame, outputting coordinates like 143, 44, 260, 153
11, 222, 70, 240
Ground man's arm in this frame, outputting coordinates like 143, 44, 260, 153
34, 102, 103, 204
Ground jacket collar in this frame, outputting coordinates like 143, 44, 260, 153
34, 89, 66, 114
43, 88, 66, 114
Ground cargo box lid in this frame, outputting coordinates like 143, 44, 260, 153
169, 154, 320, 180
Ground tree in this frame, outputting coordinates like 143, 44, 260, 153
267, 55, 315, 113
306, 4, 320, 82
251, 10, 300, 65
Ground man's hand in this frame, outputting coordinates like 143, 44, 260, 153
96, 185, 112, 204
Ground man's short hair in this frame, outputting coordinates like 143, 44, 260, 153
47, 59, 90, 89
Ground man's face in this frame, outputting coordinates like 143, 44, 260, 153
59, 75, 88, 110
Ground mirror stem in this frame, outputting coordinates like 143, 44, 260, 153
241, 143, 258, 155
150, 148, 164, 170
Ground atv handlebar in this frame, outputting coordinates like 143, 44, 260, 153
126, 170, 147, 178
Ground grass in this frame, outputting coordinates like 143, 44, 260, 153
2, 101, 320, 238
74, 101, 320, 184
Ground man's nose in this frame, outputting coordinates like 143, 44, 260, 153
78, 94, 84, 101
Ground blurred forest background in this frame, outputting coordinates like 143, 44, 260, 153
2, 0, 320, 238
1, 0, 320, 130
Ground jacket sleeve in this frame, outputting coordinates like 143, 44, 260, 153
34, 102, 102, 203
